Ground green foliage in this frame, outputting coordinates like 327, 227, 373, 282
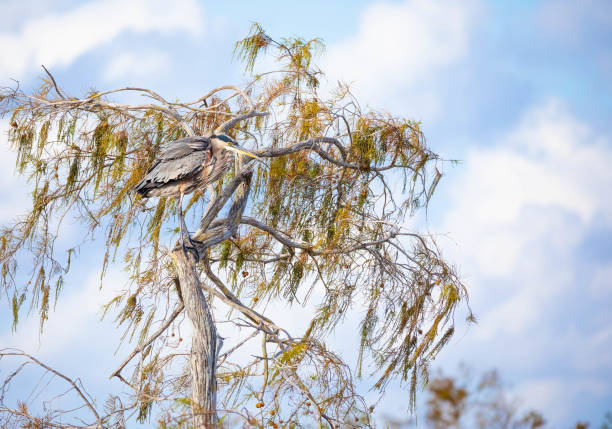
11, 292, 25, 332
234, 23, 271, 73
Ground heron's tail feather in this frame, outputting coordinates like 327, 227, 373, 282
134, 179, 154, 197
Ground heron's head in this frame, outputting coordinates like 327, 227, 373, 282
211, 134, 259, 160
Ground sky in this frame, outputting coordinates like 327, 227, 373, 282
1, 0, 611, 427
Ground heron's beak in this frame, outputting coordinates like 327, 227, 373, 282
225, 143, 260, 160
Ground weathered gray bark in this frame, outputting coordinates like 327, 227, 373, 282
171, 169, 252, 428
173, 249, 218, 428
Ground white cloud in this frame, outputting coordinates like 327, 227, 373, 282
590, 264, 612, 298
1, 0, 58, 32
434, 99, 612, 424
565, 324, 612, 372
104, 50, 170, 81
324, 0, 479, 116
442, 99, 612, 282
0, 0, 204, 78
516, 377, 610, 423
0, 267, 124, 358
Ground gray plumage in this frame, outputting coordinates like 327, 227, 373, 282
135, 135, 234, 199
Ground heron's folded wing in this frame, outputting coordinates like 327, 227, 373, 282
147, 150, 210, 184
158, 136, 210, 161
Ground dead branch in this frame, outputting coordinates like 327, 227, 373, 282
0, 349, 102, 428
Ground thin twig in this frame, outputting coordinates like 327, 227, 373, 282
109, 304, 184, 380
41, 65, 66, 99
0, 349, 102, 427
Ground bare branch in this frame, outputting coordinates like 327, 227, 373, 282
217, 329, 259, 364
256, 137, 410, 172
201, 256, 289, 338
41, 65, 66, 100
215, 110, 268, 134
240, 216, 312, 251
0, 349, 102, 427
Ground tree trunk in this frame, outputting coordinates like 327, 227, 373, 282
171, 172, 252, 428
173, 249, 218, 428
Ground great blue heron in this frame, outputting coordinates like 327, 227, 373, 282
134, 134, 257, 254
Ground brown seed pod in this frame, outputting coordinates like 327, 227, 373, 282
242, 271, 249, 277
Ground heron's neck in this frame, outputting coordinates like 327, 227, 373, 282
211, 138, 226, 152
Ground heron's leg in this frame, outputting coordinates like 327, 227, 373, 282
178, 191, 198, 260
177, 191, 187, 247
